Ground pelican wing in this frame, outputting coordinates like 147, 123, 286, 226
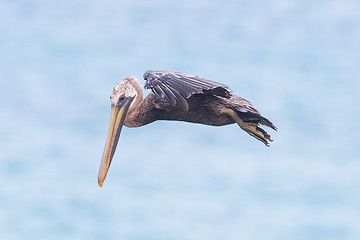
143, 70, 230, 111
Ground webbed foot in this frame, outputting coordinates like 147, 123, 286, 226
224, 108, 273, 146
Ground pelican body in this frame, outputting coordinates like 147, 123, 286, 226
98, 70, 277, 187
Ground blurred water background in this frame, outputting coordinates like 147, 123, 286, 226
0, 0, 359, 239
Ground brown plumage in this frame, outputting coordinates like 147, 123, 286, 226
98, 70, 277, 187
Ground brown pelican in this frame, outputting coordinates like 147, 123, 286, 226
98, 70, 277, 187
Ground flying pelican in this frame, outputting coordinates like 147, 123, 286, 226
98, 70, 277, 187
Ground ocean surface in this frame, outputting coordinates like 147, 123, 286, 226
1, 0, 359, 239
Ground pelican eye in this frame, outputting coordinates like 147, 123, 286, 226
119, 94, 125, 100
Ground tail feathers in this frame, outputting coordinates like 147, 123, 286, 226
236, 110, 277, 131
259, 117, 277, 131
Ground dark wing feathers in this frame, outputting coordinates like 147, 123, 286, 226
152, 84, 165, 98
143, 70, 230, 111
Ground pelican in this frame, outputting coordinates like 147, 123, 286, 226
98, 70, 277, 187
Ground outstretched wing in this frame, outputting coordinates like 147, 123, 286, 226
143, 70, 231, 111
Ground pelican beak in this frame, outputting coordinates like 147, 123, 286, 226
98, 96, 134, 187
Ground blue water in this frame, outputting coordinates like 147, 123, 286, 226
1, 0, 359, 239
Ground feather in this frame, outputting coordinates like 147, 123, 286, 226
143, 70, 230, 110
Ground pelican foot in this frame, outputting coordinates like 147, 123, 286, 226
224, 108, 272, 146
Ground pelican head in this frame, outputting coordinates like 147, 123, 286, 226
98, 77, 140, 187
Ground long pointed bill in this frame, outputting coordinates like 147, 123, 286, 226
98, 97, 134, 187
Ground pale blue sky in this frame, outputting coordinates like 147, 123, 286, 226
0, 0, 359, 239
